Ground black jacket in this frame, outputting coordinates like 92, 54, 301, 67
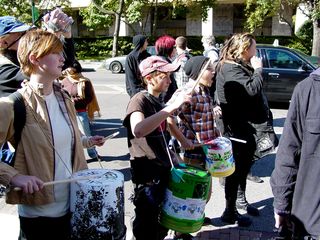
216, 61, 267, 148
0, 38, 75, 97
270, 72, 320, 236
125, 35, 150, 98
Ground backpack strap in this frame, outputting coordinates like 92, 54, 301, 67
8, 91, 26, 148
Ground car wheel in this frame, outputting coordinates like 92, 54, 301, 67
110, 61, 122, 73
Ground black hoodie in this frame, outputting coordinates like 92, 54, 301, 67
125, 35, 150, 98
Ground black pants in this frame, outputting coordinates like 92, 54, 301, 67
224, 140, 254, 206
19, 213, 71, 240
132, 184, 168, 240
130, 159, 170, 240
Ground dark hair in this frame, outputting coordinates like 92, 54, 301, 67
71, 60, 83, 73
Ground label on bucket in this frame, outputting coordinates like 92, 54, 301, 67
205, 137, 234, 175
162, 190, 206, 220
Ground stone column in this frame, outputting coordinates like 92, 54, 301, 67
295, 3, 309, 34
212, 4, 233, 36
202, 8, 214, 36
186, 5, 202, 36
271, 2, 293, 36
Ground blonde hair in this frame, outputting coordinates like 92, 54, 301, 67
219, 33, 255, 64
17, 29, 63, 76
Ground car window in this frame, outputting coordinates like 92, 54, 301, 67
266, 49, 303, 70
256, 49, 261, 58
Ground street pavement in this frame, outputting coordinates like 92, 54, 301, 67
0, 66, 287, 240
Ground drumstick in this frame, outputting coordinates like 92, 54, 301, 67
229, 137, 247, 144
190, 59, 211, 94
193, 143, 210, 148
195, 133, 202, 145
98, 131, 119, 169
103, 131, 120, 141
13, 174, 101, 192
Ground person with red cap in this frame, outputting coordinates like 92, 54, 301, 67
123, 55, 192, 240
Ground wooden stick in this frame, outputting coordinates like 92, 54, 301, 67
190, 59, 212, 94
193, 142, 210, 148
229, 137, 247, 144
13, 174, 101, 191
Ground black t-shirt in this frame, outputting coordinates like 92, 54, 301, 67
123, 91, 171, 164
123, 91, 171, 183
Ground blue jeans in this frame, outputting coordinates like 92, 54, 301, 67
77, 111, 97, 158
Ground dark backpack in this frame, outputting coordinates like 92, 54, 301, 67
0, 91, 26, 166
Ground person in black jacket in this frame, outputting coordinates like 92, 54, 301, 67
216, 33, 267, 227
0, 8, 75, 97
125, 34, 150, 97
270, 68, 320, 239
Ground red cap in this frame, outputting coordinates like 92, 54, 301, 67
139, 56, 180, 77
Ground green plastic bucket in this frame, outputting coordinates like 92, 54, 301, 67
159, 164, 210, 233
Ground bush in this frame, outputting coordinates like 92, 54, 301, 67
74, 34, 312, 59
74, 37, 133, 59
295, 20, 313, 55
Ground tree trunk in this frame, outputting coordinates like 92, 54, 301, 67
112, 0, 125, 57
312, 19, 320, 56
152, 0, 158, 37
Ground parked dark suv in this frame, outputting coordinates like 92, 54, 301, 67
257, 45, 318, 103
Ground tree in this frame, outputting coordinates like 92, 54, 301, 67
80, 0, 216, 56
0, 0, 70, 25
82, 0, 126, 57
245, 0, 320, 56
0, 0, 34, 23
80, 0, 159, 57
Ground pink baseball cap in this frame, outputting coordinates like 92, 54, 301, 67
139, 56, 180, 77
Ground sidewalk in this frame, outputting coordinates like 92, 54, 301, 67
194, 228, 277, 239
0, 143, 279, 240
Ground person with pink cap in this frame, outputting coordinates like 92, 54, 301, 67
123, 56, 192, 240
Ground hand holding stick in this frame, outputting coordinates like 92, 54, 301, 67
13, 174, 100, 192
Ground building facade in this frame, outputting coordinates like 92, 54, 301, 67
67, 0, 293, 38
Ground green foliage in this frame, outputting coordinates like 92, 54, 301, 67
74, 37, 133, 59
79, 0, 115, 29
0, 0, 70, 25
80, 0, 217, 32
75, 35, 313, 59
174, 0, 216, 21
126, 1, 146, 24
296, 20, 313, 40
295, 20, 313, 54
0, 0, 34, 24
245, 0, 280, 32
287, 40, 311, 55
